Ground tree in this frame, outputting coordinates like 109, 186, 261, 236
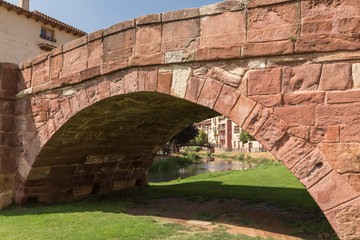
190, 130, 208, 145
239, 130, 255, 144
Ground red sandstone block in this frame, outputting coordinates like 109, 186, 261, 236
242, 40, 294, 57
249, 94, 282, 107
0, 99, 15, 115
255, 115, 287, 150
295, 35, 360, 53
48, 99, 60, 118
200, 11, 245, 48
63, 35, 87, 52
129, 53, 163, 67
136, 13, 161, 25
50, 54, 62, 80
247, 0, 294, 8
292, 149, 333, 189
60, 100, 72, 122
124, 70, 139, 94
18, 67, 32, 91
86, 84, 100, 104
138, 71, 146, 91
283, 92, 325, 106
343, 174, 360, 192
283, 64, 322, 92
197, 78, 223, 109
76, 89, 89, 113
98, 81, 111, 100
323, 125, 340, 143
315, 103, 360, 125
88, 29, 103, 42
308, 171, 359, 211
102, 60, 128, 75
247, 2, 300, 42
0, 174, 14, 189
135, 25, 162, 56
144, 68, 158, 92
31, 97, 43, 113
32, 60, 49, 87
229, 95, 257, 127
310, 126, 327, 143
157, 72, 172, 94
340, 125, 360, 142
327, 90, 360, 104
273, 134, 313, 169
103, 29, 135, 62
88, 39, 103, 68
320, 63, 351, 91
31, 52, 49, 65
62, 46, 87, 77
185, 77, 205, 103
162, 19, 200, 51
162, 8, 199, 22
0, 116, 14, 132
196, 46, 240, 61
80, 66, 101, 82
287, 126, 310, 140
248, 68, 281, 96
109, 79, 125, 96
1, 67, 18, 92
51, 74, 79, 89
208, 67, 242, 88
243, 104, 271, 137
213, 85, 240, 116
103, 19, 135, 36
50, 46, 62, 57
274, 105, 315, 126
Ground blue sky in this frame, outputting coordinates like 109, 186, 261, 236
7, 0, 222, 33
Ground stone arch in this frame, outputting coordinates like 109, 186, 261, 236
0, 0, 357, 239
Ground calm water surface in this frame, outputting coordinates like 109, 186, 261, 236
148, 158, 255, 183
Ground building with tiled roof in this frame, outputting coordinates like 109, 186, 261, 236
0, 0, 86, 63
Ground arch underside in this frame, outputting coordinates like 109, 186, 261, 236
21, 92, 218, 203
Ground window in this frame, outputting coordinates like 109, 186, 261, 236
40, 27, 56, 42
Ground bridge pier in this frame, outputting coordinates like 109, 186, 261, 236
0, 63, 17, 208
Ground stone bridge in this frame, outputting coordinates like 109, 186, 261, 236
0, 0, 359, 238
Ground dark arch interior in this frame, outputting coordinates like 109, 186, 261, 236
25, 92, 219, 203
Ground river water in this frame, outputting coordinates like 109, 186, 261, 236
148, 157, 255, 183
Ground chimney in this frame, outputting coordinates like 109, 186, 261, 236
18, 0, 29, 10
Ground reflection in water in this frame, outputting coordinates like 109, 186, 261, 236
148, 157, 254, 183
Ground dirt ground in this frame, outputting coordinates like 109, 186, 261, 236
127, 198, 335, 240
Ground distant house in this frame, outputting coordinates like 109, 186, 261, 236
0, 0, 86, 63
197, 116, 266, 153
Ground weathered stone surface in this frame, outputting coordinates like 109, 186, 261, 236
292, 149, 333, 188
135, 13, 161, 25
200, 0, 245, 16
135, 25, 162, 56
0, 189, 14, 209
162, 19, 200, 51
353, 63, 360, 88
274, 105, 315, 125
316, 103, 360, 125
248, 68, 281, 95
309, 171, 359, 211
327, 90, 360, 104
213, 85, 240, 116
162, 8, 199, 22
200, 11, 245, 48
255, 115, 287, 150
287, 126, 310, 141
319, 63, 352, 91
272, 135, 313, 169
249, 94, 282, 107
103, 29, 135, 62
196, 46, 240, 61
208, 67, 242, 87
243, 104, 271, 137
323, 125, 340, 143
247, 2, 300, 42
165, 50, 195, 63
283, 92, 325, 106
185, 77, 205, 103
157, 72, 172, 94
242, 40, 294, 57
171, 65, 191, 98
229, 95, 257, 127
295, 35, 360, 53
283, 64, 322, 92
319, 143, 360, 174
197, 78, 223, 109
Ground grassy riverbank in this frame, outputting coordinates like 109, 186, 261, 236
0, 163, 337, 239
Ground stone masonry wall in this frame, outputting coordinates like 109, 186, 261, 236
0, 63, 17, 209
0, 0, 359, 239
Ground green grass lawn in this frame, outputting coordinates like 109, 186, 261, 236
0, 163, 335, 239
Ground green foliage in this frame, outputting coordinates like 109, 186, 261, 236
148, 156, 193, 172
190, 129, 209, 145
288, 36, 298, 42
239, 130, 255, 144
